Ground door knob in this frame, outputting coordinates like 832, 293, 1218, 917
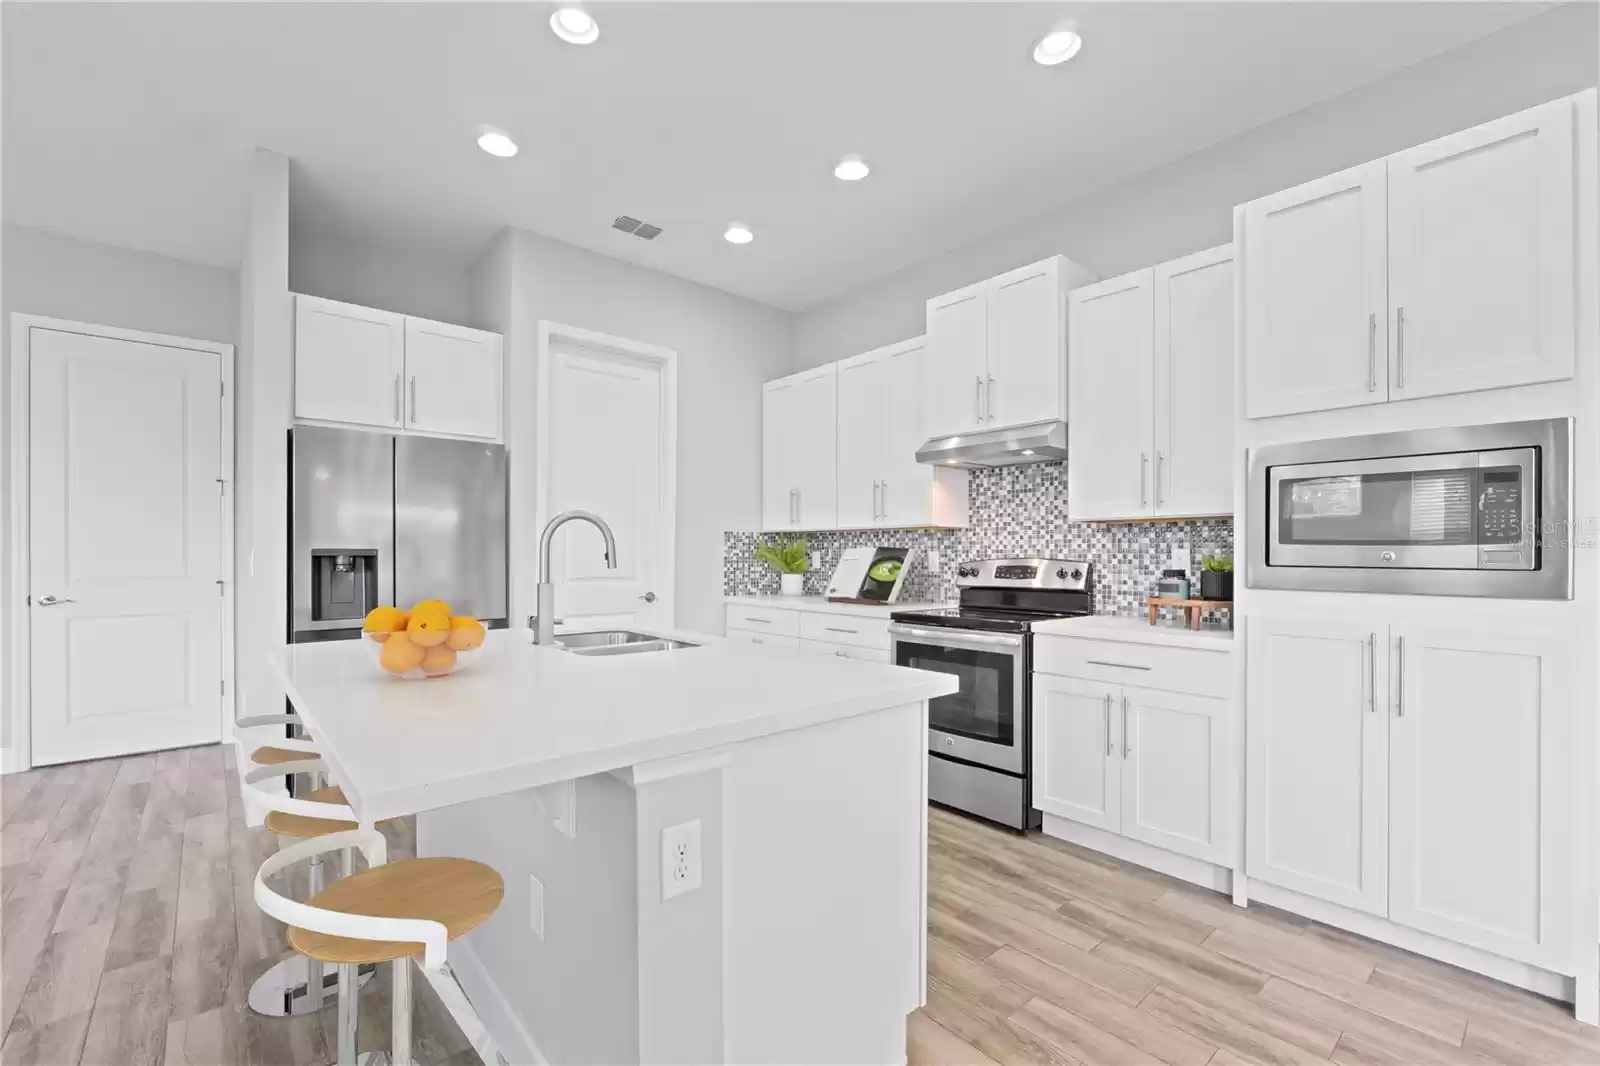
639, 592, 657, 603
35, 594, 75, 607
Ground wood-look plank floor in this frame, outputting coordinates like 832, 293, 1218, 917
4, 751, 1594, 1065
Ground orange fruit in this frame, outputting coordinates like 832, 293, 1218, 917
406, 606, 452, 647
378, 631, 426, 674
363, 605, 408, 643
446, 616, 486, 651
420, 645, 457, 677
411, 599, 453, 619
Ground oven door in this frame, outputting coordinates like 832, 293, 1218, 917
889, 625, 1026, 774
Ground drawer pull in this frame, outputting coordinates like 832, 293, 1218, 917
1085, 659, 1151, 671
741, 617, 772, 625
823, 626, 859, 634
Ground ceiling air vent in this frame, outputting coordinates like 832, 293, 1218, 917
612, 215, 662, 240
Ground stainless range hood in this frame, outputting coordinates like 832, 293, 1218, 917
915, 420, 1067, 468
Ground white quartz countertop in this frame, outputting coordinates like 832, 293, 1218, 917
1033, 614, 1235, 651
271, 629, 957, 822
724, 595, 950, 617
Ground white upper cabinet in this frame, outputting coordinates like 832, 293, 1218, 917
762, 364, 837, 531
1068, 246, 1233, 521
835, 350, 888, 529
1388, 623, 1573, 968
1243, 93, 1582, 418
293, 294, 504, 441
402, 318, 502, 440
925, 283, 989, 437
1243, 161, 1388, 419
926, 256, 1083, 438
1067, 270, 1153, 521
293, 295, 406, 428
1387, 98, 1575, 400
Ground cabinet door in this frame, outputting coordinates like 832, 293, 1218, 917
799, 638, 884, 663
293, 294, 405, 427
1243, 162, 1388, 418
881, 337, 937, 528
402, 317, 502, 439
836, 351, 887, 529
762, 378, 798, 531
1246, 617, 1388, 915
1119, 685, 1230, 864
1154, 246, 1234, 518
925, 283, 989, 437
1032, 675, 1120, 832
1389, 624, 1573, 968
986, 257, 1065, 428
725, 629, 800, 650
1066, 270, 1153, 521
789, 364, 838, 529
1387, 98, 1575, 400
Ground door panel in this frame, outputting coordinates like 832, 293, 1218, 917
1387, 98, 1575, 400
762, 379, 795, 531
294, 294, 405, 427
925, 285, 988, 436
987, 258, 1063, 427
836, 352, 886, 528
789, 365, 838, 529
1246, 617, 1387, 915
1067, 270, 1153, 520
403, 318, 502, 439
1389, 624, 1573, 967
882, 338, 939, 528
29, 327, 224, 764
1032, 675, 1120, 831
1243, 162, 1387, 418
1120, 686, 1229, 863
1155, 247, 1234, 517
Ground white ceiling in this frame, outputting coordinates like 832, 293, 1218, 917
3, 2, 1548, 310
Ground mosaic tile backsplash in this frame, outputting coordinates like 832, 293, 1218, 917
725, 462, 1233, 619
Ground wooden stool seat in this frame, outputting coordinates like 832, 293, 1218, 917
288, 857, 504, 965
252, 744, 318, 766
262, 786, 395, 839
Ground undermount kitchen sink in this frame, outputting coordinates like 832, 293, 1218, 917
555, 630, 700, 656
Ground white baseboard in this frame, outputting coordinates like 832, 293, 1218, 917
0, 747, 28, 775
1041, 815, 1233, 894
447, 939, 548, 1066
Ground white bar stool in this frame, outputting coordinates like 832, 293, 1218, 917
255, 829, 506, 1066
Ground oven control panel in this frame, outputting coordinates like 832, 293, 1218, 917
957, 558, 1091, 590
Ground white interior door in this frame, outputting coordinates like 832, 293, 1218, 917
541, 332, 676, 630
28, 326, 225, 765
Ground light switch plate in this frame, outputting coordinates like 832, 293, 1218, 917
1169, 546, 1191, 573
810, 551, 821, 570
926, 549, 941, 571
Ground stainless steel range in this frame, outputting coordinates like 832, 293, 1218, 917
888, 558, 1092, 830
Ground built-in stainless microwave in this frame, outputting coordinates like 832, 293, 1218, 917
1248, 418, 1572, 600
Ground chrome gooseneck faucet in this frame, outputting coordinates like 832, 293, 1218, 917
533, 510, 618, 644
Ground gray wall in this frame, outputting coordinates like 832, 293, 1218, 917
1, 226, 241, 755
288, 226, 481, 329
791, 2, 1600, 369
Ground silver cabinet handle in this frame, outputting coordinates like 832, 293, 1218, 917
1367, 632, 1375, 713
1155, 453, 1165, 507
1367, 313, 1377, 393
1395, 307, 1405, 389
1104, 693, 1113, 756
875, 480, 883, 521
835, 650, 850, 658
823, 626, 859, 635
1140, 454, 1149, 506
393, 374, 402, 421
1122, 694, 1131, 758
986, 375, 996, 421
795, 489, 802, 524
640, 592, 657, 603
35, 594, 75, 607
408, 376, 418, 422
974, 376, 983, 423
742, 617, 771, 625
1086, 659, 1151, 671
1395, 635, 1405, 717
879, 480, 888, 523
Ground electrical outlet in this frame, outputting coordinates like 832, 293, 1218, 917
660, 820, 702, 901
1169, 546, 1191, 573
926, 549, 941, 571
529, 873, 545, 939
810, 550, 821, 570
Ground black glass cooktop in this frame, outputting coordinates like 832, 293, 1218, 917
890, 604, 1090, 634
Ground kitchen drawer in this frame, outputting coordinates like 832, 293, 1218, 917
725, 628, 801, 650
1034, 634, 1230, 698
798, 612, 890, 650
799, 638, 886, 662
725, 604, 801, 637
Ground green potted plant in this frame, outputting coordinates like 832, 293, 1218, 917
755, 536, 810, 596
1200, 554, 1234, 601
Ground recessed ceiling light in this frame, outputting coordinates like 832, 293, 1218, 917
477, 129, 518, 158
724, 223, 754, 245
550, 6, 599, 45
1033, 28, 1083, 66
834, 154, 870, 181
1021, 450, 1035, 456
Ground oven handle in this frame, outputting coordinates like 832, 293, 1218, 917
888, 624, 1025, 650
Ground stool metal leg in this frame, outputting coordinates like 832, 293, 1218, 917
391, 958, 413, 1066
306, 854, 327, 1011
336, 963, 359, 1066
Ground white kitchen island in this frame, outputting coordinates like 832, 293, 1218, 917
271, 628, 956, 1066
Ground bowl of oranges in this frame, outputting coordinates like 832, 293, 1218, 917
363, 600, 486, 679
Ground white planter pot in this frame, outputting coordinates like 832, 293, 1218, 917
780, 573, 804, 596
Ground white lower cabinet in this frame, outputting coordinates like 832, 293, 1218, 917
799, 638, 884, 662
1033, 642, 1232, 865
1248, 615, 1575, 968
725, 602, 893, 661
723, 629, 799, 650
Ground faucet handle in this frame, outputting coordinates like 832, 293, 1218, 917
528, 614, 565, 628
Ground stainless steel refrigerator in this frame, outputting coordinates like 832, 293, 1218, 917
289, 426, 508, 642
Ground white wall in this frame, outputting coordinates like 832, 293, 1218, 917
791, 2, 1600, 369
483, 228, 793, 636
1, 226, 240, 760
288, 226, 482, 329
